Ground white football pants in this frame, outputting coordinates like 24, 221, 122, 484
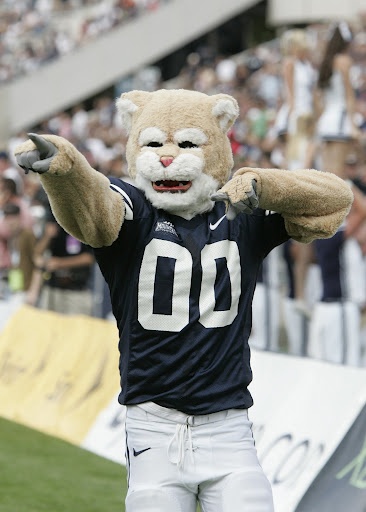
125, 402, 274, 512
283, 296, 309, 356
250, 283, 281, 352
307, 300, 361, 366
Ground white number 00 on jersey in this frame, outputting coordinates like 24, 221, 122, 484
138, 239, 241, 331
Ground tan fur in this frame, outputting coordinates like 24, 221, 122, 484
220, 167, 354, 243
118, 89, 238, 186
14, 135, 124, 247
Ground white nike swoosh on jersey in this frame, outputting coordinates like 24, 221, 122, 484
209, 215, 226, 230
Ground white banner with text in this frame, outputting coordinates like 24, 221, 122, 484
82, 350, 366, 512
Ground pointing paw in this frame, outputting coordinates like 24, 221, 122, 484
16, 133, 58, 174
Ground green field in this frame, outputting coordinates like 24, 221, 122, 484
0, 417, 127, 512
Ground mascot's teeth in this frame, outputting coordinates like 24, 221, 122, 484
154, 181, 189, 187
153, 180, 192, 192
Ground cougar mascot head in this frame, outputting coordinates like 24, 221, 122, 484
116, 89, 239, 219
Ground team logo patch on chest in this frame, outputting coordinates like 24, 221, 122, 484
155, 220, 178, 237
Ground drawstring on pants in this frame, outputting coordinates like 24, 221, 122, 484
167, 417, 195, 469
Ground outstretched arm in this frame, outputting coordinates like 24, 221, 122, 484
215, 167, 353, 243
15, 134, 124, 248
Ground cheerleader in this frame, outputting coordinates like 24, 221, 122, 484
276, 29, 318, 170
317, 21, 361, 179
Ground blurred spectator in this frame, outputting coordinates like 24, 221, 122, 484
0, 202, 36, 297
215, 55, 237, 91
0, 151, 24, 194
22, 173, 49, 238
70, 103, 90, 140
344, 152, 366, 193
0, 177, 34, 230
27, 208, 95, 314
248, 52, 282, 109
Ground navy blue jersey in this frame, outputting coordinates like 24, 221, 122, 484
93, 178, 289, 415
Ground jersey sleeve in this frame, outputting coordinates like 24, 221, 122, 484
93, 178, 156, 270
108, 177, 154, 224
243, 209, 290, 259
261, 211, 290, 257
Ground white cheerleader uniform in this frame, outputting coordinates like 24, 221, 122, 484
273, 103, 290, 137
317, 71, 354, 141
274, 59, 316, 139
287, 59, 316, 135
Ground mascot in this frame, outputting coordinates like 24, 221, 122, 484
15, 89, 353, 512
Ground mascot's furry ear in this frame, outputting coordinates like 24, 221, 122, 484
116, 90, 239, 135
211, 94, 239, 133
116, 90, 152, 134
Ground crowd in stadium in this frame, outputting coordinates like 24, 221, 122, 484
1, 12, 366, 366
0, 0, 170, 83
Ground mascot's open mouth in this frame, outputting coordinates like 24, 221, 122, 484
153, 180, 192, 193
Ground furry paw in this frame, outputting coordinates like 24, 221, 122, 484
15, 133, 58, 174
211, 178, 258, 219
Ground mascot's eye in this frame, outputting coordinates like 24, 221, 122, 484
146, 141, 163, 147
179, 141, 198, 149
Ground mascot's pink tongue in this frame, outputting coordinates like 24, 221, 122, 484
153, 180, 192, 192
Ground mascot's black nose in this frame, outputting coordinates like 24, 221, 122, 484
160, 157, 174, 167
